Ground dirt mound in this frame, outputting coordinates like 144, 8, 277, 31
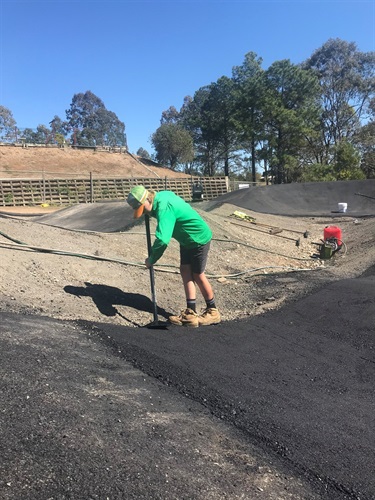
0, 145, 188, 179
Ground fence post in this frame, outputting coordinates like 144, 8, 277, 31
42, 169, 46, 203
90, 172, 94, 203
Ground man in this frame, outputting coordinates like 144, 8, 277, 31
126, 185, 221, 327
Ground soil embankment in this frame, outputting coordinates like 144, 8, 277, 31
0, 145, 188, 179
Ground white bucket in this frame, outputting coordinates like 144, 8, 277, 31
338, 202, 348, 213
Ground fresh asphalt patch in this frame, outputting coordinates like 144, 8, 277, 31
86, 272, 375, 500
0, 311, 325, 500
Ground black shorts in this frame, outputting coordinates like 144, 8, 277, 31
180, 241, 211, 274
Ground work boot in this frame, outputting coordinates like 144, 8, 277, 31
168, 308, 199, 328
198, 307, 221, 326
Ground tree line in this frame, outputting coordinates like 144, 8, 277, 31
0, 91, 128, 151
1, 38, 374, 183
151, 38, 374, 183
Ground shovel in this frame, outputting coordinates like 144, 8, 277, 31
144, 214, 168, 329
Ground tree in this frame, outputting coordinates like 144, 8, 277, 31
263, 59, 321, 183
151, 123, 194, 170
354, 121, 375, 178
22, 125, 50, 144
299, 163, 337, 182
180, 86, 220, 176
333, 139, 364, 180
353, 97, 375, 178
49, 115, 70, 141
0, 106, 17, 141
207, 76, 240, 177
232, 52, 266, 182
95, 108, 127, 146
66, 91, 127, 147
303, 38, 375, 164
136, 147, 151, 159
160, 106, 180, 124
181, 81, 240, 177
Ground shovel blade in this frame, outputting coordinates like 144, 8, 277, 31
145, 320, 169, 330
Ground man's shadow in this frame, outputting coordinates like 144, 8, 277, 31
64, 282, 171, 326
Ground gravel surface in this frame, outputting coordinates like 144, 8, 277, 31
0, 203, 373, 327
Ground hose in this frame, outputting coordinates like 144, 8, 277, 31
1, 211, 314, 262
0, 231, 317, 280
212, 237, 311, 261
0, 239, 147, 268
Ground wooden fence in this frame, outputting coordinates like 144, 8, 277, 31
0, 175, 229, 207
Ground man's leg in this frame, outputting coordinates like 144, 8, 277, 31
190, 242, 218, 311
180, 263, 196, 304
194, 272, 221, 326
168, 263, 199, 327
193, 272, 214, 303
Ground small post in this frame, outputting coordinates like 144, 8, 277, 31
90, 172, 94, 203
42, 169, 46, 203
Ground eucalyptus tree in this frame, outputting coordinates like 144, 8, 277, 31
303, 38, 375, 164
136, 147, 151, 159
232, 52, 266, 182
0, 106, 17, 141
46, 115, 70, 144
49, 115, 69, 135
151, 122, 194, 170
22, 124, 50, 144
95, 108, 127, 147
66, 91, 127, 147
160, 105, 180, 124
263, 59, 321, 183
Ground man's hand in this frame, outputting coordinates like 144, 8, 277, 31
145, 258, 152, 269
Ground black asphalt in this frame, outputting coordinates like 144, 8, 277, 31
1, 179, 375, 499
32, 200, 137, 233
90, 270, 375, 499
204, 179, 375, 218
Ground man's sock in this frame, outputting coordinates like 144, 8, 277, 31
205, 297, 216, 309
187, 300, 196, 312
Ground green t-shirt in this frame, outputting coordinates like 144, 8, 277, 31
148, 191, 212, 264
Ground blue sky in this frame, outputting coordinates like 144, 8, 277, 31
1, 0, 374, 154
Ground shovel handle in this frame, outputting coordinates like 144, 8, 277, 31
145, 214, 158, 322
